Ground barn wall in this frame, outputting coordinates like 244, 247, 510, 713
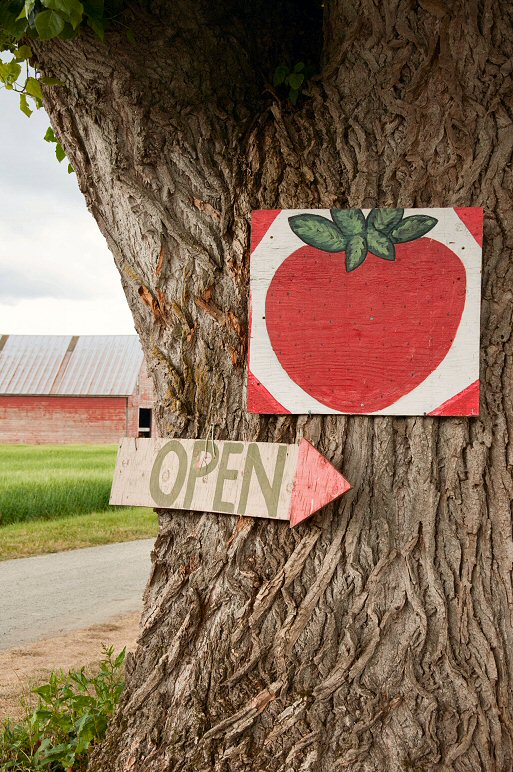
0, 396, 128, 444
127, 362, 157, 437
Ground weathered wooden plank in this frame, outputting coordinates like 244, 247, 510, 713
249, 207, 482, 416
110, 438, 351, 526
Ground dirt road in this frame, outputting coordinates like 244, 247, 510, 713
0, 539, 153, 650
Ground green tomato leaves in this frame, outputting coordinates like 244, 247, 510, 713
346, 234, 367, 272
390, 215, 438, 243
330, 208, 365, 237
367, 208, 404, 233
366, 227, 395, 261
288, 207, 438, 273
288, 214, 347, 253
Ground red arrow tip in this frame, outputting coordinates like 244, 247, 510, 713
289, 440, 351, 527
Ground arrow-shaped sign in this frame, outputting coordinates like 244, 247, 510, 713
111, 438, 350, 527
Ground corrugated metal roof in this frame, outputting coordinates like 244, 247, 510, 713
0, 335, 144, 396
0, 336, 72, 395
58, 336, 143, 396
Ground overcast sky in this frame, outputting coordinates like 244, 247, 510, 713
0, 91, 135, 336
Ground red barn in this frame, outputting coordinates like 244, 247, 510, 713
0, 335, 156, 444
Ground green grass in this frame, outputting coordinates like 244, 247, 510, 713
0, 445, 158, 559
0, 508, 158, 561
0, 445, 122, 525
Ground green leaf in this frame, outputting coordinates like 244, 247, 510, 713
287, 72, 304, 90
68, 162, 74, 173
0, 4, 25, 35
367, 208, 404, 233
34, 708, 54, 720
273, 64, 288, 87
19, 92, 32, 117
15, 45, 32, 60
37, 742, 72, 761
55, 142, 66, 161
59, 21, 80, 38
87, 14, 105, 40
40, 76, 65, 86
17, 1, 35, 19
0, 60, 22, 86
330, 208, 366, 237
75, 712, 95, 735
367, 226, 395, 260
25, 76, 43, 101
34, 9, 65, 39
76, 733, 93, 753
33, 684, 54, 701
289, 214, 347, 252
293, 61, 305, 72
44, 126, 57, 142
345, 234, 368, 272
126, 28, 135, 45
390, 215, 438, 243
42, 0, 84, 29
114, 647, 126, 668
288, 88, 299, 105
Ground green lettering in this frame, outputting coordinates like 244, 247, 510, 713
238, 443, 287, 518
212, 442, 244, 513
149, 440, 188, 507
183, 440, 219, 508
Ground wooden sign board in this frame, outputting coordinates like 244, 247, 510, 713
110, 438, 350, 527
249, 207, 482, 416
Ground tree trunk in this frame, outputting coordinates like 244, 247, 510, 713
33, 1, 513, 768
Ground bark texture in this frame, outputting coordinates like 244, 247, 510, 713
34, 1, 513, 768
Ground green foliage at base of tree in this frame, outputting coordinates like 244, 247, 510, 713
0, 647, 126, 771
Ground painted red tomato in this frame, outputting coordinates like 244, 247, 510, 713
266, 236, 466, 413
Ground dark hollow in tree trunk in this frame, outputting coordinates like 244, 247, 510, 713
32, 0, 513, 768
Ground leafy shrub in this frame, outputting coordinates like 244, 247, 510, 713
0, 647, 125, 771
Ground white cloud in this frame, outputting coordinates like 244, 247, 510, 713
0, 88, 135, 335
0, 296, 134, 335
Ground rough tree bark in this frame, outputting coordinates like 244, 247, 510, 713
33, 0, 513, 768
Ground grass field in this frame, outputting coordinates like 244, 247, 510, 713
0, 444, 158, 559
0, 508, 157, 560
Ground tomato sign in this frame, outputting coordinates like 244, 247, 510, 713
249, 207, 482, 416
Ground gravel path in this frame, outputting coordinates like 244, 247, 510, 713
0, 540, 153, 650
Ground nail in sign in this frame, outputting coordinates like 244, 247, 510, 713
110, 438, 351, 527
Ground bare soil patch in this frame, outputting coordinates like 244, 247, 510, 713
0, 611, 140, 722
